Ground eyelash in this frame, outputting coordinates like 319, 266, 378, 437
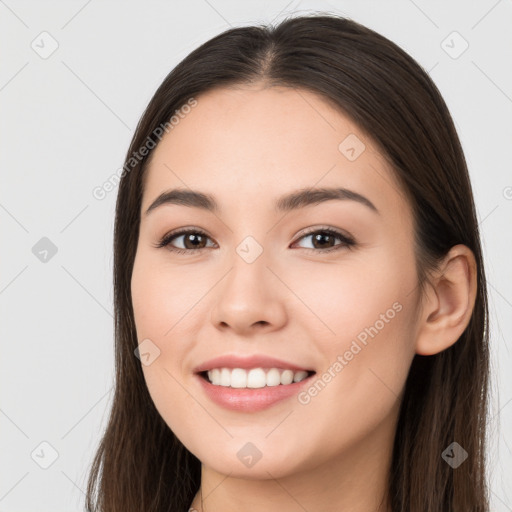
153, 226, 356, 256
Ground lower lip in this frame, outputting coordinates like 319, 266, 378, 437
195, 373, 315, 412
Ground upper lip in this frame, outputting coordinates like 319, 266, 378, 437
193, 354, 314, 373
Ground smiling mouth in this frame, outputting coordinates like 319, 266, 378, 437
198, 368, 316, 389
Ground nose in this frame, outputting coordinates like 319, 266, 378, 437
209, 251, 288, 336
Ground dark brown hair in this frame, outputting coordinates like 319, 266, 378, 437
86, 13, 490, 511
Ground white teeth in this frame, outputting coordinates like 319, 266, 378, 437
205, 367, 311, 388
210, 368, 220, 385
247, 368, 266, 388
293, 370, 309, 382
280, 369, 294, 385
266, 368, 281, 387
220, 368, 230, 386
231, 368, 247, 388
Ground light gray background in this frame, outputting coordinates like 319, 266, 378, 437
1, 1, 511, 510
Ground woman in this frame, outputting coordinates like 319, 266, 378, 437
86, 13, 490, 512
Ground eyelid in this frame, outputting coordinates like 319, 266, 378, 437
295, 224, 354, 242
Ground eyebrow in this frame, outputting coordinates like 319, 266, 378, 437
144, 186, 379, 216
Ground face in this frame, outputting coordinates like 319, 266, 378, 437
131, 85, 420, 479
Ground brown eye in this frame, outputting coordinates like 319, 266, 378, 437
293, 228, 356, 253
154, 227, 356, 256
155, 229, 216, 254
178, 232, 208, 250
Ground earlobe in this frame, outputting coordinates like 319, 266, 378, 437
415, 244, 478, 356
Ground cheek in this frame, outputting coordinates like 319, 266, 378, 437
131, 251, 202, 340
292, 252, 417, 419
290, 294, 416, 465
131, 252, 206, 438
287, 249, 414, 342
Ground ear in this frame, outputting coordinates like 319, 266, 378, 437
415, 244, 478, 356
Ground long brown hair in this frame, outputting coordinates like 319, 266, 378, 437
86, 13, 490, 511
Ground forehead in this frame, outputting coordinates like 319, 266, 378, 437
141, 85, 410, 220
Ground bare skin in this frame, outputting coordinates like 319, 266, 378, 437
130, 84, 477, 512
